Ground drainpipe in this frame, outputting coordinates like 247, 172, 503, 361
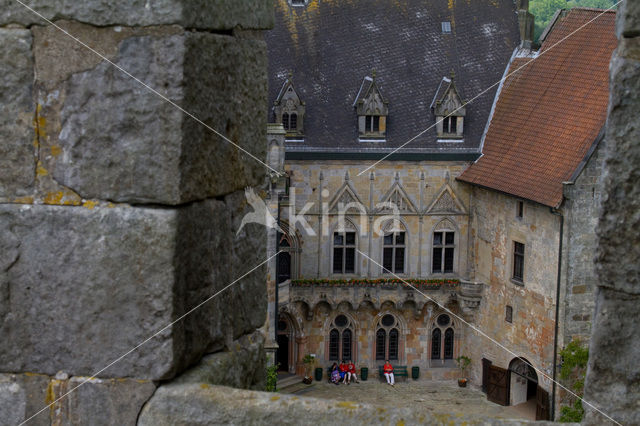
550, 207, 564, 420
275, 192, 282, 342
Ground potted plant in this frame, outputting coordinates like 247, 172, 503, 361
455, 355, 471, 387
302, 354, 316, 384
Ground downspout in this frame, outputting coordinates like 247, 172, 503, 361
274, 193, 282, 342
550, 207, 564, 420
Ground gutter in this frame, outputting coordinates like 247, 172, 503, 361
550, 207, 564, 420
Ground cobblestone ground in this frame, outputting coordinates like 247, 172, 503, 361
284, 379, 535, 421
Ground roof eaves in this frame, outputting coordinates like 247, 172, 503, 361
566, 126, 606, 184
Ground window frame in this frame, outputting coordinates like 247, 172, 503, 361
376, 314, 400, 362
432, 230, 455, 274
512, 241, 525, 283
332, 231, 357, 275
328, 314, 354, 362
382, 231, 406, 275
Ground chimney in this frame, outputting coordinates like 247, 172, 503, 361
517, 0, 535, 48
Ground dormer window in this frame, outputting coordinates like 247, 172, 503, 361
354, 71, 389, 142
273, 73, 305, 141
431, 73, 466, 140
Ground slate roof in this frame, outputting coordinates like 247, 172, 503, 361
458, 8, 617, 207
265, 0, 520, 153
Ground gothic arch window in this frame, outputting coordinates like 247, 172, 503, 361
431, 74, 465, 140
273, 75, 305, 140
354, 72, 389, 141
375, 314, 401, 361
328, 314, 355, 361
431, 313, 457, 363
277, 223, 302, 283
383, 229, 406, 274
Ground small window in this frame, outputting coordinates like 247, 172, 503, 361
441, 21, 452, 33
443, 116, 457, 134
506, 305, 513, 323
513, 242, 525, 282
383, 231, 405, 274
333, 232, 356, 274
388, 329, 399, 360
431, 328, 441, 359
444, 328, 454, 359
365, 115, 380, 133
517, 201, 524, 219
291, 0, 306, 5
342, 329, 352, 361
433, 231, 455, 273
437, 314, 450, 327
329, 329, 340, 360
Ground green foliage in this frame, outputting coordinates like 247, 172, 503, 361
266, 363, 279, 392
530, 0, 619, 41
557, 339, 589, 422
455, 355, 472, 376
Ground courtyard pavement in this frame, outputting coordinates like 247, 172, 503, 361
282, 379, 536, 421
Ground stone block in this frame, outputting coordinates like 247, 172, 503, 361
616, 0, 640, 38
596, 51, 640, 296
0, 199, 264, 380
172, 330, 266, 391
0, 29, 35, 199
33, 24, 267, 205
0, 373, 49, 426
0, 0, 273, 30
62, 377, 157, 426
583, 288, 640, 426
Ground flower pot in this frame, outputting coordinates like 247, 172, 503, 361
303, 376, 313, 385
458, 378, 468, 387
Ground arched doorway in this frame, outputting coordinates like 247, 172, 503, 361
276, 316, 295, 373
509, 357, 539, 419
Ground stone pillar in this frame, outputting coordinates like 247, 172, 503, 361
0, 1, 273, 424
295, 336, 309, 376
583, 2, 640, 425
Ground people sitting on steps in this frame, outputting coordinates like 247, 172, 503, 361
338, 360, 348, 384
330, 362, 341, 385
383, 360, 395, 386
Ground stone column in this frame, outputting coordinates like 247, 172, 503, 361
583, 2, 640, 425
0, 1, 273, 424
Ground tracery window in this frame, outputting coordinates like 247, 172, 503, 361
328, 314, 354, 361
375, 314, 400, 361
431, 314, 456, 361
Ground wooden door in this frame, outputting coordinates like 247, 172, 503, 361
482, 358, 492, 393
487, 365, 510, 406
536, 385, 550, 420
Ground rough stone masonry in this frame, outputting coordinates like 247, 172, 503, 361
583, 0, 640, 425
0, 1, 272, 424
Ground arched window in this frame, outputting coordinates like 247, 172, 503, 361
431, 314, 457, 363
289, 113, 297, 130
444, 328, 454, 359
329, 329, 339, 360
282, 113, 290, 130
383, 230, 405, 274
328, 314, 354, 361
375, 329, 386, 360
431, 328, 441, 360
375, 314, 401, 361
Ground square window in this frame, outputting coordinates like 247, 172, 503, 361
442, 21, 451, 33
517, 201, 524, 219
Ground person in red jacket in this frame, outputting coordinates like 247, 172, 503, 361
346, 359, 359, 384
383, 360, 394, 386
338, 360, 348, 384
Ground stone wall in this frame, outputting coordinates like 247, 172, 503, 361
465, 186, 561, 395
560, 139, 606, 345
0, 1, 271, 424
583, 1, 640, 424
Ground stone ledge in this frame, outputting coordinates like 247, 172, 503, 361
0, 0, 273, 30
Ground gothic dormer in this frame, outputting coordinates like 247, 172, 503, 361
431, 74, 465, 140
273, 73, 305, 141
354, 71, 389, 141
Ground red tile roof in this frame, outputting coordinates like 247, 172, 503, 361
458, 8, 617, 207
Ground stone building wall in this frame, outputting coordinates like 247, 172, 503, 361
282, 161, 473, 280
0, 1, 272, 424
465, 186, 561, 396
560, 139, 606, 345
